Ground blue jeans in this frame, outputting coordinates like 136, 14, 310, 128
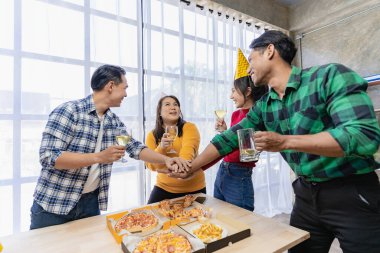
30, 188, 100, 230
214, 161, 254, 211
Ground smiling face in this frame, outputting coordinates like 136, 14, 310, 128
248, 47, 271, 87
160, 97, 180, 126
230, 87, 246, 108
109, 75, 128, 107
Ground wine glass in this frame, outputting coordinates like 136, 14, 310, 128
165, 125, 178, 154
214, 105, 227, 132
115, 126, 132, 163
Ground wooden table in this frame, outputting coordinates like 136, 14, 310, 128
0, 194, 309, 253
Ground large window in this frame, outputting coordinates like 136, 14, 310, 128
0, 0, 291, 236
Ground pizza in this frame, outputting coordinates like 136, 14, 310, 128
114, 211, 158, 233
132, 231, 192, 253
157, 195, 203, 220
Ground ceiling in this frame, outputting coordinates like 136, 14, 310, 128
274, 0, 308, 8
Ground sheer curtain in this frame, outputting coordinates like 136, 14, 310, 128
142, 0, 293, 217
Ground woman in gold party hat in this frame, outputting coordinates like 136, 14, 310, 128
213, 48, 268, 211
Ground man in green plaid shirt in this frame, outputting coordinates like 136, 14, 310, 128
177, 31, 380, 252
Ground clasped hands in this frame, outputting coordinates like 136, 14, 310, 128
160, 157, 194, 179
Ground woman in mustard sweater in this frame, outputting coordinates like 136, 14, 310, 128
145, 95, 206, 203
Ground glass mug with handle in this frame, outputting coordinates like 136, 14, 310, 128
165, 125, 178, 154
237, 128, 261, 162
115, 126, 132, 163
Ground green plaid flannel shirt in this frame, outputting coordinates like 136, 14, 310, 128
211, 63, 380, 182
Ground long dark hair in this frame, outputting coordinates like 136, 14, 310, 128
234, 76, 268, 104
152, 95, 186, 145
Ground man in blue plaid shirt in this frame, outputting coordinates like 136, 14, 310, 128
172, 31, 380, 252
30, 65, 189, 229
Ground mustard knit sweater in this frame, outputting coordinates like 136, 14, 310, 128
145, 122, 205, 193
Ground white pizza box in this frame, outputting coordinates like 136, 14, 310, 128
121, 226, 206, 253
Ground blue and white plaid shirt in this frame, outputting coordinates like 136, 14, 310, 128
34, 94, 146, 215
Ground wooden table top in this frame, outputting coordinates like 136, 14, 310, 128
0, 194, 309, 253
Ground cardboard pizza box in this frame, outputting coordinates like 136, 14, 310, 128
121, 227, 206, 253
178, 213, 251, 253
106, 206, 161, 244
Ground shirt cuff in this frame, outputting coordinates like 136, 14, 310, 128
327, 129, 351, 156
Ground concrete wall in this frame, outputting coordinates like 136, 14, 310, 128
289, 0, 380, 77
212, 0, 289, 30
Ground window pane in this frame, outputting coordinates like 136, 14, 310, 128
184, 40, 213, 78
21, 182, 36, 232
150, 0, 162, 26
107, 169, 140, 211
91, 0, 136, 20
90, 16, 137, 68
163, 2, 178, 31
0, 56, 13, 114
183, 9, 195, 36
0, 121, 13, 180
0, 186, 13, 236
246, 30, 254, 49
150, 31, 163, 71
184, 80, 213, 118
21, 121, 46, 177
218, 21, 224, 44
164, 34, 179, 74
22, 0, 84, 59
0, 0, 13, 49
196, 13, 207, 40
21, 59, 84, 114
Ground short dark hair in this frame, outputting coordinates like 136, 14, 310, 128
234, 76, 268, 104
249, 30, 297, 65
153, 95, 186, 145
91, 64, 126, 91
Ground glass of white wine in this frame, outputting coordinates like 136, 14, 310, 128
115, 126, 132, 163
165, 125, 178, 154
214, 106, 227, 133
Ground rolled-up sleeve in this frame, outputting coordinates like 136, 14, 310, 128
39, 105, 77, 168
325, 64, 380, 156
126, 138, 147, 160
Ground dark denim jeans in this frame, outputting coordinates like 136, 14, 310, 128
213, 161, 254, 211
30, 188, 100, 230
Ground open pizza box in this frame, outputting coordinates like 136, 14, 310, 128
178, 213, 251, 253
121, 226, 206, 253
106, 205, 164, 244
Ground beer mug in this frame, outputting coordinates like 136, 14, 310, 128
237, 128, 261, 162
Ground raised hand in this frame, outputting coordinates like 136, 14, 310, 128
254, 131, 287, 152
160, 133, 173, 149
97, 145, 126, 163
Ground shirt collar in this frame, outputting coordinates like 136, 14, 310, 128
267, 65, 302, 101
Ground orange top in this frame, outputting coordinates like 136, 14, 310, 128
145, 122, 205, 193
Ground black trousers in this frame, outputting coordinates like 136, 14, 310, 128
289, 172, 380, 253
147, 185, 206, 204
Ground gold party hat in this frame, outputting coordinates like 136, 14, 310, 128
234, 48, 250, 80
